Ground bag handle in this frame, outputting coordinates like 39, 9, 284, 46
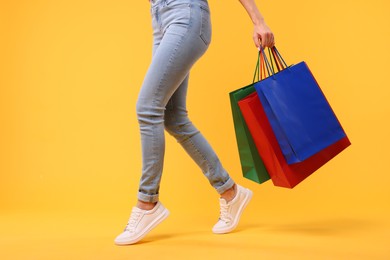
259, 46, 274, 78
252, 49, 268, 83
259, 45, 289, 78
272, 46, 288, 69
252, 51, 260, 83
253, 45, 289, 82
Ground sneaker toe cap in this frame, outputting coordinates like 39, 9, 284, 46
212, 220, 232, 234
114, 231, 134, 245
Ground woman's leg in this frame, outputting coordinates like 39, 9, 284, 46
164, 74, 235, 194
115, 0, 209, 245
136, 0, 216, 203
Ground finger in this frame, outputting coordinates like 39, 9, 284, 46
263, 36, 270, 48
253, 35, 260, 48
254, 36, 263, 49
267, 33, 273, 47
266, 37, 273, 47
270, 35, 275, 46
261, 33, 270, 47
253, 38, 260, 49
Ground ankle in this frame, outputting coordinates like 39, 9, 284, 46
220, 184, 237, 202
137, 200, 157, 210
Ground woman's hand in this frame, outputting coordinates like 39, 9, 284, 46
238, 0, 275, 49
253, 21, 274, 49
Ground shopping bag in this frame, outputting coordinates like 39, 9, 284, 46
239, 91, 351, 188
254, 47, 348, 164
229, 59, 270, 184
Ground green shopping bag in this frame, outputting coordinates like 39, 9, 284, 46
229, 60, 270, 184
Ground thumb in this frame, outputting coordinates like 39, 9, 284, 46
253, 35, 261, 49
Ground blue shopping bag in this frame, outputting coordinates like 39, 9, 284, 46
254, 47, 347, 164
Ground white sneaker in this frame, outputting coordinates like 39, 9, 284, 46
212, 184, 253, 234
114, 201, 169, 245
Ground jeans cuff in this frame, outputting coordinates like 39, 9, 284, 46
215, 177, 235, 195
138, 191, 159, 203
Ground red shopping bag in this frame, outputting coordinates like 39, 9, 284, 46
238, 91, 350, 188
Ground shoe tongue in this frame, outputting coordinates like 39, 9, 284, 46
219, 198, 228, 205
132, 206, 145, 213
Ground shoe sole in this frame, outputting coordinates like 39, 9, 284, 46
213, 188, 253, 234
115, 208, 170, 245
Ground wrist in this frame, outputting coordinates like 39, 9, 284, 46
253, 17, 265, 26
251, 10, 265, 26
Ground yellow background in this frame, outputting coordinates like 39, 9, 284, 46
1, 0, 390, 259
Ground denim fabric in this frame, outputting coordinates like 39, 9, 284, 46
137, 0, 234, 203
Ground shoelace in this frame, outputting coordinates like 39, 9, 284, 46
219, 203, 231, 223
124, 211, 142, 232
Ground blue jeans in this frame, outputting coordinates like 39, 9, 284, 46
136, 0, 234, 203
